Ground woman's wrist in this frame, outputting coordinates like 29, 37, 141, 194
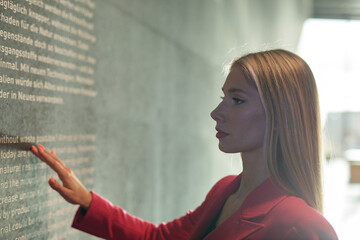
80, 191, 92, 210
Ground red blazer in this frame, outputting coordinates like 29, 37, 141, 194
72, 174, 338, 239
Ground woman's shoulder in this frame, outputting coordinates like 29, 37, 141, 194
213, 175, 238, 187
273, 196, 326, 222
268, 195, 338, 239
204, 175, 238, 199
211, 175, 238, 191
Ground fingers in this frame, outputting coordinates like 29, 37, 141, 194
31, 144, 91, 207
31, 145, 45, 161
31, 145, 67, 176
39, 145, 64, 165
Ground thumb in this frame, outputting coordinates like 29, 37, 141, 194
48, 178, 73, 201
49, 177, 61, 190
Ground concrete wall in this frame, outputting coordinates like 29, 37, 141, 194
93, 0, 312, 228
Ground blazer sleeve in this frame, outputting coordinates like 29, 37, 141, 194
72, 191, 203, 240
71, 176, 234, 240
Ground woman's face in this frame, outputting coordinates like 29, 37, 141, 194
210, 67, 266, 154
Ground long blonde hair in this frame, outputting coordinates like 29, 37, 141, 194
232, 49, 323, 212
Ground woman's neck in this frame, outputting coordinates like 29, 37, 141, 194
234, 151, 269, 197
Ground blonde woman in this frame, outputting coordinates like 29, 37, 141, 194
32, 49, 338, 239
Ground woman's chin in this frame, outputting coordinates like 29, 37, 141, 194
218, 144, 239, 153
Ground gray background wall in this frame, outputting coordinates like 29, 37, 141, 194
0, 0, 311, 239
94, 0, 311, 224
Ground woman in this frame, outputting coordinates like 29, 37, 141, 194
31, 49, 338, 239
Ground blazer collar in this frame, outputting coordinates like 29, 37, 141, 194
238, 176, 289, 220
189, 174, 289, 240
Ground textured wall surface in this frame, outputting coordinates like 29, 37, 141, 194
92, 0, 312, 224
0, 0, 311, 239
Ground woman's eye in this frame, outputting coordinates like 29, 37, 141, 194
232, 98, 244, 104
220, 96, 244, 104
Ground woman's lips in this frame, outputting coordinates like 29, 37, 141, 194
216, 132, 229, 138
216, 128, 229, 139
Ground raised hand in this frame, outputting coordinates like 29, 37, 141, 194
31, 144, 92, 209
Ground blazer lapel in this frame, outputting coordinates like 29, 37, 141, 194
237, 178, 288, 220
191, 175, 289, 240
188, 174, 243, 240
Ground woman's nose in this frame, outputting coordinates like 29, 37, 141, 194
210, 103, 225, 122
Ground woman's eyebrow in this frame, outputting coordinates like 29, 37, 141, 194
221, 88, 247, 94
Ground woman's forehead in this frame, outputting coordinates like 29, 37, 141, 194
223, 68, 257, 94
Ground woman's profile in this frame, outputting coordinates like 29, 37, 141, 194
31, 49, 338, 239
